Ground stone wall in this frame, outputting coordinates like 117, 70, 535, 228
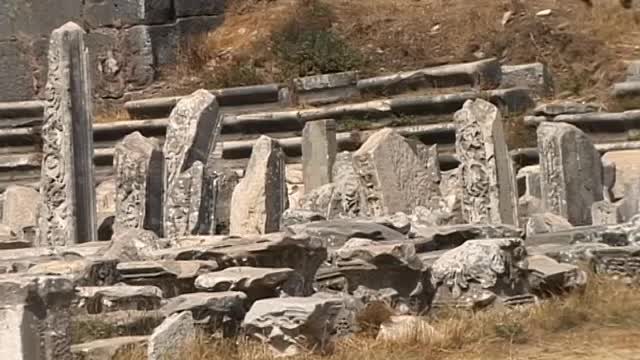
0, 0, 226, 102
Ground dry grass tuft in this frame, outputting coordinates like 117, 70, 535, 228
116, 274, 640, 360
94, 105, 130, 123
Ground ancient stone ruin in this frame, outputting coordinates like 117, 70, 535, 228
1, 19, 640, 359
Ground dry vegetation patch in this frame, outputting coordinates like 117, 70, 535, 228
116, 275, 640, 360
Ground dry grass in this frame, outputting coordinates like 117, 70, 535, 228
94, 106, 130, 123
116, 274, 640, 360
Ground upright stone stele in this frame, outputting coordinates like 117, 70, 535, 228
352, 128, 433, 216
302, 119, 337, 194
230, 136, 288, 235
39, 22, 97, 246
454, 99, 518, 226
163, 89, 221, 238
114, 131, 163, 235
537, 122, 603, 225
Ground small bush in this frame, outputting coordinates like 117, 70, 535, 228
272, 0, 362, 79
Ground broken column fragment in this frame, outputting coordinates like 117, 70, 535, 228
39, 22, 97, 246
163, 89, 221, 238
537, 122, 604, 225
352, 128, 433, 216
230, 136, 288, 235
454, 99, 518, 226
302, 119, 337, 194
114, 132, 163, 235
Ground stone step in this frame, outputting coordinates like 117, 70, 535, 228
124, 83, 289, 119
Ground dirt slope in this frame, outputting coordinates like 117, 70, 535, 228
163, 0, 640, 103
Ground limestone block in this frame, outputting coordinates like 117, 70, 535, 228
430, 238, 532, 309
76, 285, 163, 314
195, 267, 303, 301
163, 89, 221, 238
302, 119, 337, 193
454, 99, 518, 226
602, 150, 640, 200
230, 136, 288, 235
148, 312, 195, 360
0, 275, 75, 360
591, 200, 623, 225
525, 212, 573, 236
538, 122, 603, 225
501, 63, 554, 97
2, 185, 39, 235
243, 296, 345, 356
353, 128, 433, 216
39, 22, 97, 246
114, 132, 163, 234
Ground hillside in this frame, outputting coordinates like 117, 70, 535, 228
163, 0, 639, 103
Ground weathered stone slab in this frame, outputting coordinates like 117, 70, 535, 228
353, 128, 433, 216
100, 228, 162, 262
591, 200, 623, 225
152, 233, 326, 295
300, 151, 368, 219
620, 182, 640, 222
294, 71, 360, 105
526, 212, 572, 236
39, 22, 97, 246
591, 246, 640, 279
357, 58, 502, 93
210, 169, 240, 235
302, 119, 337, 193
243, 296, 345, 356
148, 312, 195, 360
114, 132, 163, 235
161, 292, 246, 334
430, 238, 532, 309
454, 99, 518, 226
195, 267, 302, 301
501, 63, 553, 97
533, 101, 604, 117
163, 89, 221, 238
230, 136, 288, 235
76, 285, 163, 314
317, 239, 428, 312
602, 150, 640, 199
527, 255, 587, 296
164, 162, 205, 240
537, 122, 604, 225
71, 336, 147, 360
117, 260, 218, 297
27, 259, 120, 287
287, 219, 406, 248
2, 185, 39, 236
411, 223, 524, 255
280, 209, 326, 229
0, 275, 74, 360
